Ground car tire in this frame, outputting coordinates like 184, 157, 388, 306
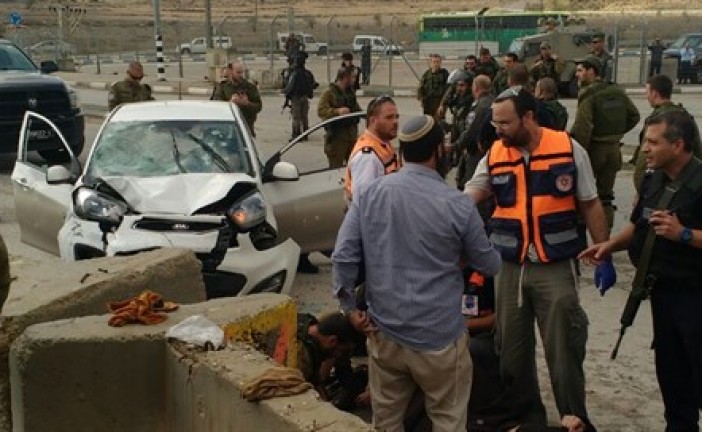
181, 48, 191, 55
318, 46, 327, 56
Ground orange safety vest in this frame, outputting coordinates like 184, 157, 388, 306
344, 131, 399, 201
487, 128, 584, 264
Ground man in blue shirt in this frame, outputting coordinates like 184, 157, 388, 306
332, 115, 501, 431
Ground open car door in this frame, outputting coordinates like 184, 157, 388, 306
261, 112, 364, 254
11, 111, 79, 255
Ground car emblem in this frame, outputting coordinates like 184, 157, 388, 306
172, 223, 189, 231
27, 97, 38, 109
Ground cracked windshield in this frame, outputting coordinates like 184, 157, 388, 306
86, 120, 253, 178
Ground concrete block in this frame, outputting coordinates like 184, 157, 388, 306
0, 248, 205, 432
9, 295, 305, 432
165, 344, 371, 432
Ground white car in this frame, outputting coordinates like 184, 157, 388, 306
352, 35, 403, 55
12, 101, 355, 298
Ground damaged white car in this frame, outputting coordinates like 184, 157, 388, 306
12, 101, 353, 298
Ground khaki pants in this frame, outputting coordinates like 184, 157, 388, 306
368, 331, 472, 432
495, 260, 589, 423
588, 142, 622, 228
290, 96, 309, 137
324, 126, 357, 169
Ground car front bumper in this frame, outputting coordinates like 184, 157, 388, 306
58, 213, 300, 298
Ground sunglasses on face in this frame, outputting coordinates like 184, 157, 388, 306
367, 95, 394, 116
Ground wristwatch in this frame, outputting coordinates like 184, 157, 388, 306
680, 227, 693, 244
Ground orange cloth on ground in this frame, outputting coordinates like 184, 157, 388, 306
107, 290, 179, 327
241, 367, 313, 402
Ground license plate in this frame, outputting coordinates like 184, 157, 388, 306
28, 129, 54, 140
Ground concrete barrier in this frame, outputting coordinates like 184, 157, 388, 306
10, 295, 370, 432
0, 248, 206, 432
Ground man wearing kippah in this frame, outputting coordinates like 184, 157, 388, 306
333, 115, 501, 431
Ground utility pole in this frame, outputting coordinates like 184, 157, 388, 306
205, 0, 213, 49
152, 0, 166, 81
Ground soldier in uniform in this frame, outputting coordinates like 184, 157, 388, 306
530, 41, 563, 84
589, 32, 614, 83
360, 41, 372, 86
417, 53, 449, 117
210, 64, 231, 100
493, 52, 519, 95
570, 56, 640, 228
455, 75, 494, 190
341, 52, 362, 91
107, 61, 154, 111
317, 67, 362, 168
632, 74, 701, 190
212, 62, 262, 137
284, 52, 317, 141
535, 77, 568, 131
0, 233, 10, 310
474, 47, 500, 80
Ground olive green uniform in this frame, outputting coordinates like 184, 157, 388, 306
590, 50, 614, 83
212, 79, 263, 137
474, 57, 500, 80
541, 99, 569, 131
570, 79, 640, 227
493, 68, 509, 95
107, 79, 154, 111
530, 56, 563, 83
317, 84, 361, 168
633, 102, 702, 191
417, 68, 449, 117
0, 234, 10, 310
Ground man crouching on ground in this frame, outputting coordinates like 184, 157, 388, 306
332, 115, 501, 431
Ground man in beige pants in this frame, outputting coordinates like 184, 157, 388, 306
332, 115, 501, 431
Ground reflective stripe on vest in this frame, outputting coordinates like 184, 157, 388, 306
487, 128, 581, 263
344, 131, 399, 201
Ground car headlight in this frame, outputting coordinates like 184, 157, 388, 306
65, 84, 80, 111
227, 191, 266, 231
74, 188, 128, 224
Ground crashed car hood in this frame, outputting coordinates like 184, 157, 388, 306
99, 173, 257, 215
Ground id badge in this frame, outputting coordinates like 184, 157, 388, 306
461, 294, 479, 317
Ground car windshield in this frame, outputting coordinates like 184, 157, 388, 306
86, 119, 254, 178
0, 44, 38, 71
509, 40, 523, 56
670, 36, 688, 49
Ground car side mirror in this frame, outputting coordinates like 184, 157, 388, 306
40, 61, 59, 74
270, 161, 299, 181
46, 165, 73, 185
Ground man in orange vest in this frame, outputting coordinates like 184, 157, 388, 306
465, 87, 612, 432
344, 95, 400, 203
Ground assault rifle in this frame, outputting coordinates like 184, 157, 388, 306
610, 273, 656, 360
281, 96, 291, 114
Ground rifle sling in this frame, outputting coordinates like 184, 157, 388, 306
632, 157, 702, 288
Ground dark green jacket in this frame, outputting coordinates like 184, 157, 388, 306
493, 68, 509, 95
570, 79, 640, 150
212, 79, 262, 132
108, 79, 154, 111
541, 99, 568, 131
447, 90, 474, 142
530, 56, 563, 83
317, 84, 362, 124
474, 57, 500, 80
417, 68, 449, 102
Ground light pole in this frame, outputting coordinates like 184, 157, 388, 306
152, 0, 165, 81
326, 16, 337, 84
269, 14, 284, 71
389, 15, 397, 87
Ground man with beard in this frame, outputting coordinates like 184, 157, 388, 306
318, 67, 362, 168
570, 56, 639, 228
212, 62, 263, 137
344, 95, 400, 203
589, 32, 614, 83
465, 87, 611, 432
333, 115, 501, 432
474, 47, 500, 81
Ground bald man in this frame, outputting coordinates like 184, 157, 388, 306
212, 62, 262, 136
108, 61, 154, 111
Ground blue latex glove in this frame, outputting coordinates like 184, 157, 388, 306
594, 256, 617, 296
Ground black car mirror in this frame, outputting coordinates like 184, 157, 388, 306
40, 61, 59, 74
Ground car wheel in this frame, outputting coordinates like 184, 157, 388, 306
318, 46, 327, 56
181, 48, 191, 55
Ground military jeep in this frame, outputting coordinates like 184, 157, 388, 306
509, 29, 604, 97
